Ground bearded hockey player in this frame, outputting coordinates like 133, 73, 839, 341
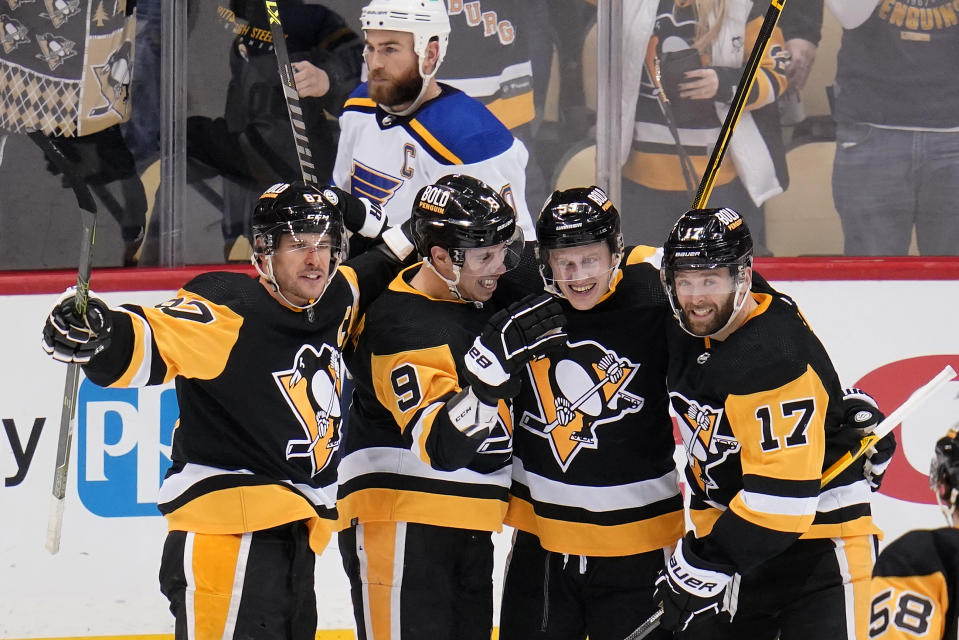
336, 174, 564, 640
331, 0, 534, 236
656, 207, 891, 639
41, 182, 406, 640
498, 186, 683, 640
868, 428, 959, 640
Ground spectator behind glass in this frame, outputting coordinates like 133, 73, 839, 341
777, 0, 824, 126
618, 0, 790, 253
187, 1, 363, 261
0, 0, 146, 267
828, 0, 959, 256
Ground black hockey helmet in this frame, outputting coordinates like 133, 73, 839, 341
250, 181, 349, 307
663, 207, 753, 270
931, 427, 959, 524
410, 174, 522, 267
535, 186, 624, 294
251, 181, 348, 260
662, 208, 753, 336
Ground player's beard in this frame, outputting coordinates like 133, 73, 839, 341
369, 65, 424, 109
682, 292, 736, 336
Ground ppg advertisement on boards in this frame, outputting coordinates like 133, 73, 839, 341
2, 276, 958, 639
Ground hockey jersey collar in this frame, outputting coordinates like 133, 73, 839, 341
367, 84, 461, 130
701, 292, 774, 349
388, 263, 472, 304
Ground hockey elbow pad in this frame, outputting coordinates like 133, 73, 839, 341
381, 219, 416, 262
446, 386, 498, 440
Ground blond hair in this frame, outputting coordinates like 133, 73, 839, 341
687, 0, 728, 53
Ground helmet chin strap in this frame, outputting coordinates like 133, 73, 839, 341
252, 254, 324, 311
380, 58, 437, 118
605, 255, 623, 295
423, 258, 484, 308
935, 489, 958, 527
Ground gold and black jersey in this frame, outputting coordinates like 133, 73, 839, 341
667, 292, 880, 571
870, 528, 959, 640
628, 0, 789, 191
505, 246, 684, 557
83, 254, 398, 553
336, 264, 513, 533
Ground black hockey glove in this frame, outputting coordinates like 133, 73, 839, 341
655, 534, 740, 632
321, 186, 386, 239
463, 294, 567, 405
42, 289, 113, 364
843, 388, 896, 491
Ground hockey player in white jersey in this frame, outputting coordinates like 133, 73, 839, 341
332, 0, 535, 237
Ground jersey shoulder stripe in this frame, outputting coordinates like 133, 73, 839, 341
408, 85, 515, 165
341, 83, 515, 165
626, 244, 662, 266
343, 83, 377, 113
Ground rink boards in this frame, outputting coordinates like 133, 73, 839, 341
1, 259, 958, 639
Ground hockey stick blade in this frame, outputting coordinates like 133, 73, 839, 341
693, 0, 785, 209
264, 1, 318, 185
46, 207, 97, 554
821, 364, 957, 487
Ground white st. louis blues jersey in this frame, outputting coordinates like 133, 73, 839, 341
332, 82, 534, 237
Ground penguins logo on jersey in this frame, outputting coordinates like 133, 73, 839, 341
350, 161, 403, 208
273, 343, 344, 477
1, 15, 29, 53
519, 339, 644, 472
34, 32, 75, 70
89, 41, 132, 119
670, 392, 739, 492
40, 0, 80, 28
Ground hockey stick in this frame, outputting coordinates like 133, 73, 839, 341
542, 367, 619, 434
625, 367, 956, 639
623, 0, 787, 634
692, 0, 785, 209
28, 132, 98, 554
821, 365, 957, 486
46, 210, 96, 555
264, 0, 318, 185
648, 58, 698, 198
624, 607, 663, 640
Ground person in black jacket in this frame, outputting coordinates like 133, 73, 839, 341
188, 1, 364, 260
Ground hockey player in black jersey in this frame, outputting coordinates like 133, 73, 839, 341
656, 208, 889, 639
336, 174, 565, 640
869, 428, 959, 640
498, 187, 683, 640
41, 181, 409, 640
